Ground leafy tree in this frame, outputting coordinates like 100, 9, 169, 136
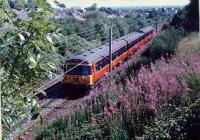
183, 0, 199, 31
148, 27, 186, 60
0, 0, 59, 136
171, 0, 199, 31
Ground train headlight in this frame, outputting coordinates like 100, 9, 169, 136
81, 76, 90, 83
65, 75, 70, 82
81, 76, 85, 80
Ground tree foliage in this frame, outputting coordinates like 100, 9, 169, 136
149, 27, 186, 60
53, 12, 155, 57
0, 0, 59, 136
170, 0, 199, 31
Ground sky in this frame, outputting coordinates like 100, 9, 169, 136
47, 0, 190, 8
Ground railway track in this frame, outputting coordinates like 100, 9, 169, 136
11, 82, 90, 140
10, 83, 64, 139
10, 23, 166, 140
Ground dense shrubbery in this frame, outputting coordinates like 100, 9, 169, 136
111, 27, 187, 82
170, 0, 199, 31
35, 34, 200, 139
145, 27, 186, 61
146, 74, 200, 140
55, 12, 154, 38
0, 0, 60, 135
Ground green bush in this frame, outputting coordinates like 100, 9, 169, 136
150, 28, 185, 60
145, 99, 200, 140
186, 74, 200, 101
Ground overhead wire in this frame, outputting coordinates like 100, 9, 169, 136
27, 35, 110, 97
57, 19, 159, 57
54, 32, 110, 57
28, 22, 153, 97
63, 24, 104, 38
28, 37, 110, 97
36, 22, 141, 66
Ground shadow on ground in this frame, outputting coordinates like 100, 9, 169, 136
36, 82, 90, 100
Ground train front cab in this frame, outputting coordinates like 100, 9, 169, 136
63, 62, 94, 88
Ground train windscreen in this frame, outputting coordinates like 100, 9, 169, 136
65, 65, 91, 75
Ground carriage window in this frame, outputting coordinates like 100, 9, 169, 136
144, 32, 148, 37
133, 39, 138, 46
105, 56, 110, 65
137, 38, 140, 43
142, 35, 145, 39
118, 48, 123, 56
121, 47, 124, 53
102, 58, 108, 67
146, 32, 149, 36
112, 52, 117, 60
124, 46, 127, 52
121, 46, 127, 54
96, 57, 109, 71
138, 37, 142, 42
130, 40, 136, 47
130, 41, 133, 47
116, 49, 120, 57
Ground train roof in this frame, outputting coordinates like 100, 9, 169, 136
66, 26, 153, 64
140, 26, 154, 33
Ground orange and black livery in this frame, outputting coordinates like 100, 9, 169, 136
63, 26, 154, 88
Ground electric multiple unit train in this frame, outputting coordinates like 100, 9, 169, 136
63, 26, 154, 88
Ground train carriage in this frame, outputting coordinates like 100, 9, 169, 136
63, 26, 154, 88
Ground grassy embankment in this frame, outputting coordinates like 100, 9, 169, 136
35, 31, 200, 140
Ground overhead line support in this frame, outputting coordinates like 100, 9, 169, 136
109, 27, 112, 72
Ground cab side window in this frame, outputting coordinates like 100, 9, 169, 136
96, 57, 110, 71
96, 60, 102, 71
112, 52, 117, 60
